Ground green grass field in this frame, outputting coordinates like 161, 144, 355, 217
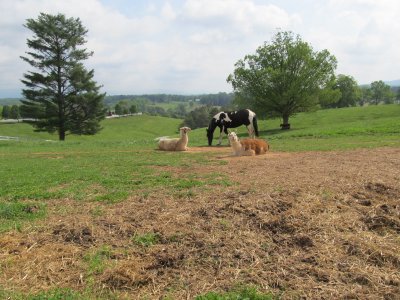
1, 104, 398, 214
1, 104, 399, 210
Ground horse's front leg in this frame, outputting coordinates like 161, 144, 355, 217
217, 127, 223, 145
220, 127, 229, 145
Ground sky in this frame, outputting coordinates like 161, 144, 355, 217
0, 0, 399, 97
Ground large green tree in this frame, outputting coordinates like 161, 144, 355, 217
20, 13, 106, 140
334, 74, 360, 107
318, 76, 341, 108
359, 86, 372, 106
369, 80, 393, 105
227, 31, 337, 129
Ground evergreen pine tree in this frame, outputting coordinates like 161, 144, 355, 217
20, 13, 106, 140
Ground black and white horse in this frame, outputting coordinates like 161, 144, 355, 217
206, 109, 259, 146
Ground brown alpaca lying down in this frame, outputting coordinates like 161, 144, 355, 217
228, 132, 253, 156
228, 132, 269, 156
240, 138, 269, 155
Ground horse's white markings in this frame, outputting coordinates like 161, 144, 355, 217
213, 112, 223, 121
213, 112, 232, 145
222, 114, 232, 123
207, 109, 258, 146
246, 111, 256, 138
213, 112, 232, 123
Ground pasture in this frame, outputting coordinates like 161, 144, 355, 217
0, 105, 399, 299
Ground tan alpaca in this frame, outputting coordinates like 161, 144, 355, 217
227, 132, 255, 156
158, 127, 191, 151
240, 138, 269, 155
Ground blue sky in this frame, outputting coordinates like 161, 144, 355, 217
0, 0, 399, 97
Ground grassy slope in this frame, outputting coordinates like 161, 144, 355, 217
0, 115, 182, 142
1, 104, 399, 150
261, 104, 400, 151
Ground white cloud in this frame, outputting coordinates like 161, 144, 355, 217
0, 0, 399, 97
292, 0, 400, 84
161, 2, 177, 20
182, 0, 294, 35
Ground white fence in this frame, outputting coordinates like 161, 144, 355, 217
0, 136, 19, 141
105, 112, 143, 119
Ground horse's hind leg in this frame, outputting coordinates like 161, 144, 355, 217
247, 125, 255, 139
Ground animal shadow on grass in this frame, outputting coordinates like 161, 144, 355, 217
257, 128, 302, 137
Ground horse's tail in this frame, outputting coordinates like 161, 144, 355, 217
253, 115, 259, 137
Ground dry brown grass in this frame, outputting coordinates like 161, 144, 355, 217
1, 147, 399, 299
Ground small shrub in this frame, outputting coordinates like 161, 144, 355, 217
0, 201, 45, 220
0, 201, 46, 232
132, 232, 160, 247
84, 246, 113, 275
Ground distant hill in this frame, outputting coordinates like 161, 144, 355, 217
0, 93, 234, 108
104, 92, 233, 107
0, 98, 22, 106
360, 79, 400, 89
384, 79, 400, 87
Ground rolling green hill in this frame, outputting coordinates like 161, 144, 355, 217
0, 104, 399, 151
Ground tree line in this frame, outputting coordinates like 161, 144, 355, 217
1, 105, 21, 120
320, 77, 399, 108
104, 92, 233, 108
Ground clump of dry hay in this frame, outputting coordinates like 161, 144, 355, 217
0, 148, 399, 299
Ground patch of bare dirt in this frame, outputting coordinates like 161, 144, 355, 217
0, 147, 399, 299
